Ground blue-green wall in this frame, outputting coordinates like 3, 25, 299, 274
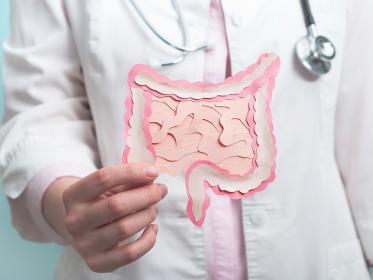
0, 2, 61, 279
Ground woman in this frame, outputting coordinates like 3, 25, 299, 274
1, 0, 372, 279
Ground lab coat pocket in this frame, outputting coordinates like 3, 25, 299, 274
328, 239, 370, 280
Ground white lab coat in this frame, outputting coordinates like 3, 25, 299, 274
1, 0, 372, 279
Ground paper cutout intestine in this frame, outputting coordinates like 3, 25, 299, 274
123, 53, 280, 226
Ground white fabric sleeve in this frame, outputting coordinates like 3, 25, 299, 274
0, 0, 100, 241
335, 0, 373, 262
9, 164, 96, 245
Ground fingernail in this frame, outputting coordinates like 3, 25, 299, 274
157, 183, 168, 198
144, 166, 159, 178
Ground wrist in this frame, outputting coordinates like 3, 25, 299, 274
42, 176, 81, 244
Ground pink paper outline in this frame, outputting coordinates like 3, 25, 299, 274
128, 53, 272, 95
122, 84, 133, 164
184, 76, 278, 226
123, 53, 280, 226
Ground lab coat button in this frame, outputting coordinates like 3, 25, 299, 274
250, 210, 268, 226
231, 13, 244, 27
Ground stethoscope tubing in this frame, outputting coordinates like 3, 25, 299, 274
128, 0, 206, 53
301, 0, 315, 27
129, 0, 336, 74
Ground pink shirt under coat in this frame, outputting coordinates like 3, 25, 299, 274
203, 0, 247, 279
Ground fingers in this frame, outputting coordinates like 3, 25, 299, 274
76, 206, 158, 255
64, 163, 159, 206
61, 163, 165, 273
65, 183, 167, 234
85, 224, 158, 273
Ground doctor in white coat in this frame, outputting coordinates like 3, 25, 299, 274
1, 0, 372, 279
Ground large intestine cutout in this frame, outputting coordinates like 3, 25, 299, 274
123, 53, 280, 226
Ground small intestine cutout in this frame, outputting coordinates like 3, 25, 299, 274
123, 53, 280, 226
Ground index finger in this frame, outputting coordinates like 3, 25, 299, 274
65, 163, 159, 204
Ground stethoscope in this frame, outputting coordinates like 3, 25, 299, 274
296, 0, 336, 76
129, 0, 336, 76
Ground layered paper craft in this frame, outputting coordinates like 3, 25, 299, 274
123, 53, 280, 226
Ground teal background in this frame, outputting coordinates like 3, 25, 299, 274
0, 1, 61, 280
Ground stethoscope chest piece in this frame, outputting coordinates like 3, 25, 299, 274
296, 0, 337, 76
130, 0, 337, 74
296, 28, 336, 76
